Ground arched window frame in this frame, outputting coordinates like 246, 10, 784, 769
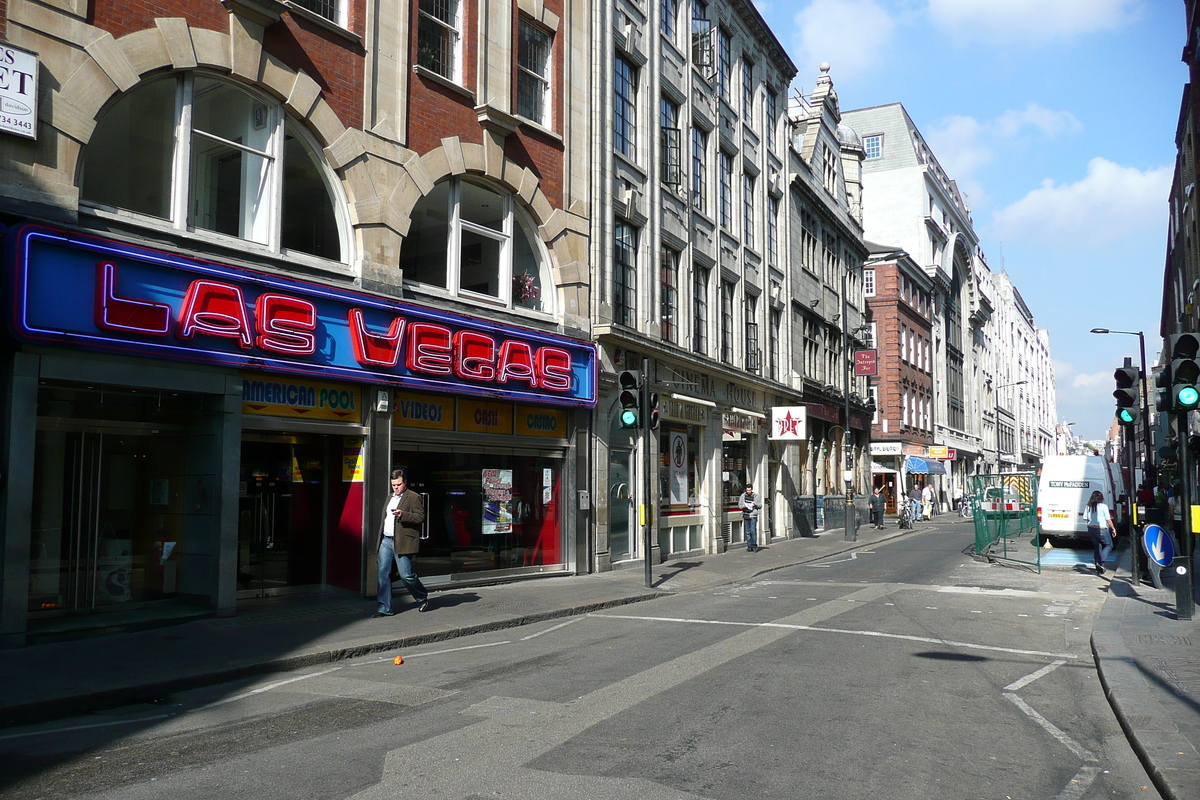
400, 177, 558, 316
78, 71, 351, 272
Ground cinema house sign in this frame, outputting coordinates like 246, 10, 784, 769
6, 226, 598, 408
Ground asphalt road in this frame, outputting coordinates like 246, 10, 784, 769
0, 519, 1161, 799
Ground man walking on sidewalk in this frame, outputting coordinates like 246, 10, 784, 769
375, 467, 430, 616
740, 483, 762, 552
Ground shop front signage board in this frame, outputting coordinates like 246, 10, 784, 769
7, 225, 598, 408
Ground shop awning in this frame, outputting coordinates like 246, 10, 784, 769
870, 461, 898, 474
905, 456, 946, 475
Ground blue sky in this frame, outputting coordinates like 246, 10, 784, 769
753, 0, 1186, 441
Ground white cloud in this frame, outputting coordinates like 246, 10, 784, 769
927, 0, 1142, 42
993, 157, 1172, 248
1071, 370, 1114, 391
790, 0, 896, 82
927, 105, 1081, 185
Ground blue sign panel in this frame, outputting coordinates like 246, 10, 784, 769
5, 225, 597, 408
1142, 524, 1175, 568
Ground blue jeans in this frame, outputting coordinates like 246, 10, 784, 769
744, 517, 758, 549
910, 499, 921, 521
377, 536, 427, 613
1087, 525, 1113, 568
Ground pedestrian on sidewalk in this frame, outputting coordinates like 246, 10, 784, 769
1085, 489, 1116, 576
740, 483, 762, 552
921, 483, 934, 519
908, 483, 923, 522
375, 467, 431, 616
870, 486, 886, 529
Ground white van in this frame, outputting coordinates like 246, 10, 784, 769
1037, 455, 1125, 542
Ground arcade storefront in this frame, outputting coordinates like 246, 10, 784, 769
0, 225, 596, 646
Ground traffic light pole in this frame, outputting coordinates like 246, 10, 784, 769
642, 356, 653, 590
1176, 411, 1194, 619
1124, 419, 1142, 586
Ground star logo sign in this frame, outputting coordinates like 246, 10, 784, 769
776, 411, 802, 437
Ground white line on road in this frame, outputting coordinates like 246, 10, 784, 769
0, 714, 171, 741
399, 641, 513, 658
1004, 692, 1096, 762
805, 550, 875, 567
1054, 765, 1102, 799
590, 612, 1078, 659
521, 617, 583, 640
209, 666, 343, 707
1006, 660, 1067, 692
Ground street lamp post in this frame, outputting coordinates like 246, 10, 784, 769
993, 380, 1027, 473
1091, 328, 1151, 588
1090, 329, 1153, 485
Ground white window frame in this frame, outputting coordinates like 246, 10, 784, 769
863, 268, 876, 297
288, 0, 348, 28
864, 134, 883, 160
417, 0, 463, 84
80, 73, 350, 271
516, 17, 553, 127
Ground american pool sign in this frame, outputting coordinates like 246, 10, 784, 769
5, 225, 597, 408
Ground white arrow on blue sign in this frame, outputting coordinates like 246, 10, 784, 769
1142, 524, 1176, 568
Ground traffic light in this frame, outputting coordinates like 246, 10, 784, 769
1168, 333, 1200, 411
1155, 366, 1172, 412
1113, 365, 1139, 409
1117, 407, 1141, 425
647, 390, 660, 430
618, 370, 641, 428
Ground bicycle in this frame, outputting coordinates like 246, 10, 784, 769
957, 498, 973, 519
898, 502, 914, 529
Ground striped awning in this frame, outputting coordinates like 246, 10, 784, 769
905, 456, 946, 475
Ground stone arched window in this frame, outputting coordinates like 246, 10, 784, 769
79, 73, 347, 265
400, 178, 554, 314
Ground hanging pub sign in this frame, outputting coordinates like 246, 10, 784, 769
854, 349, 877, 376
0, 43, 38, 140
5, 225, 598, 408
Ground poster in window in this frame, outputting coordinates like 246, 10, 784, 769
482, 468, 513, 535
669, 431, 688, 506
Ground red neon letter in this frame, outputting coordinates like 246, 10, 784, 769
93, 261, 172, 336
406, 323, 454, 375
348, 308, 407, 367
536, 347, 574, 392
177, 280, 253, 348
256, 294, 317, 355
497, 340, 537, 386
453, 331, 496, 381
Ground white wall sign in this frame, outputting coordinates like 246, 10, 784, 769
870, 442, 903, 456
768, 406, 807, 440
0, 44, 38, 140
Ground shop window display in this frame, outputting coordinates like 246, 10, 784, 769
396, 452, 562, 576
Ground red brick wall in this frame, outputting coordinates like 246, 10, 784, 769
407, 0, 565, 209
867, 261, 934, 444
91, 1, 363, 130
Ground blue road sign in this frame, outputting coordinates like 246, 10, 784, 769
1142, 524, 1176, 568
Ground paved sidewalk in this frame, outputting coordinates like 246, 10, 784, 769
2, 517, 1197, 800
1091, 549, 1200, 800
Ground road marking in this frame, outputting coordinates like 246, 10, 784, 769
1006, 660, 1067, 692
591, 612, 1078, 660
806, 550, 875, 567
0, 714, 171, 741
209, 666, 343, 707
401, 641, 513, 658
936, 586, 1040, 597
1004, 692, 1096, 762
521, 618, 583, 640
1054, 765, 1101, 799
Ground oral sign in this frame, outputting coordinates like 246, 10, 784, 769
7, 225, 597, 407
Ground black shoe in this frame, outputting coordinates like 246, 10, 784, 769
1096, 566, 1105, 576
373, 610, 394, 617
418, 600, 431, 612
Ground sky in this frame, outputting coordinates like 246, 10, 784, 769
752, 0, 1186, 442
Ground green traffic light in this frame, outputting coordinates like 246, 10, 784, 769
620, 409, 639, 426
1118, 409, 1136, 423
1180, 386, 1200, 408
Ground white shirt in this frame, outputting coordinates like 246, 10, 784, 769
1086, 502, 1111, 528
384, 494, 402, 537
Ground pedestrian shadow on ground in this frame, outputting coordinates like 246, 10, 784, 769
422, 591, 480, 610
653, 561, 702, 588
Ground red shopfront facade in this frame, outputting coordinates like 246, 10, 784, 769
0, 225, 596, 644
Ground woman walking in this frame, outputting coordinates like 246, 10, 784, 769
1085, 490, 1117, 576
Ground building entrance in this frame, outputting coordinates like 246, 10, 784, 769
237, 434, 327, 595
